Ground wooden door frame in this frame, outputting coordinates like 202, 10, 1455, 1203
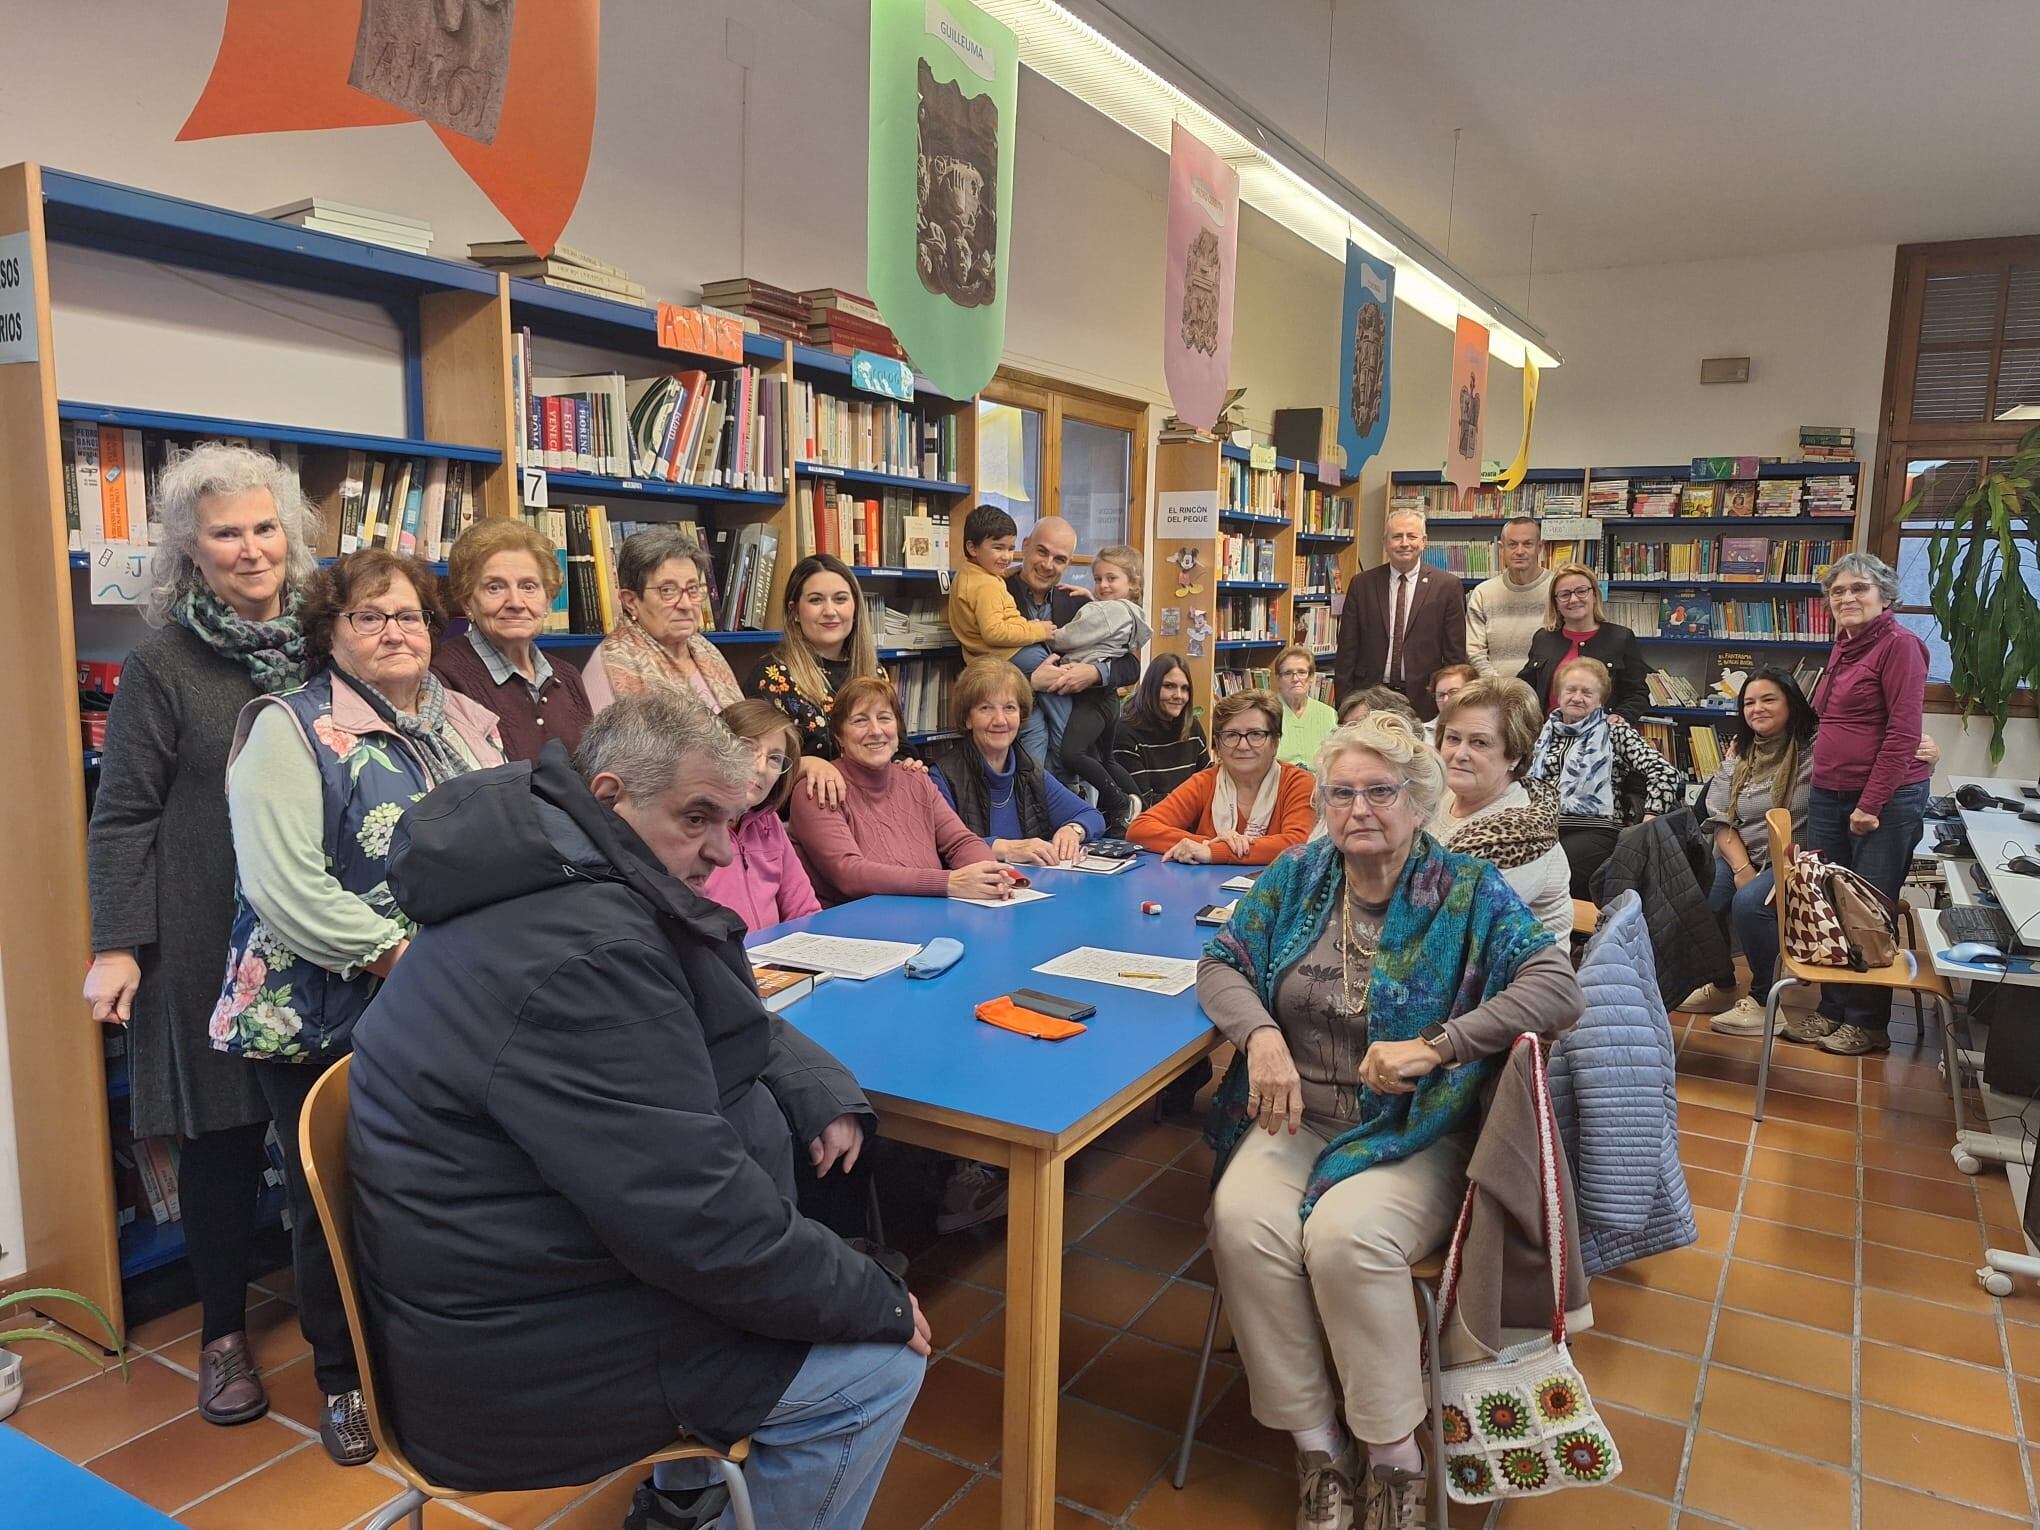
981, 367, 1150, 557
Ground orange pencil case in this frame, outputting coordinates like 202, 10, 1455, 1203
974, 996, 1088, 1041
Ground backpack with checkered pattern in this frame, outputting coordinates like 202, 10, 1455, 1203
1780, 846, 1902, 971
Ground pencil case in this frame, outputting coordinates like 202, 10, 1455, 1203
974, 996, 1088, 1041
906, 937, 965, 979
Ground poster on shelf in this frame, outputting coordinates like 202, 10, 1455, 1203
1337, 244, 1394, 473
1497, 354, 1540, 491
867, 0, 1017, 401
1157, 490, 1219, 540
1443, 315, 1490, 505
1161, 121, 1240, 433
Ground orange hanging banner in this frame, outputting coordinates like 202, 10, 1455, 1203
656, 303, 745, 364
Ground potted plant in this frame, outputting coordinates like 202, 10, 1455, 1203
1901, 423, 2040, 762
0, 1286, 127, 1420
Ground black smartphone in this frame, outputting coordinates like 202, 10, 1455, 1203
1007, 987, 1097, 1022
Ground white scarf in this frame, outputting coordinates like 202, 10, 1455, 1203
1211, 761, 1282, 840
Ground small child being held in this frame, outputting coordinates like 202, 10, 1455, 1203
948, 503, 1056, 663
1041, 544, 1149, 833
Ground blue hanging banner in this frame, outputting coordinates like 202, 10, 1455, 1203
1337, 243, 1395, 474
851, 349, 916, 402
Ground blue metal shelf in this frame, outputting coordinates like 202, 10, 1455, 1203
791, 345, 964, 404
1220, 443, 1305, 474
1295, 530, 1354, 544
1293, 592, 1333, 606
507, 278, 785, 366
119, 1187, 288, 1280
906, 729, 961, 745
1425, 519, 1512, 532
72, 551, 447, 574
1215, 638, 1283, 651
57, 402, 501, 464
534, 633, 600, 648
1217, 580, 1288, 592
547, 470, 783, 507
1636, 634, 1831, 649
705, 629, 781, 645
851, 565, 944, 580
1603, 516, 1851, 532
797, 462, 973, 497
878, 644, 960, 660
1217, 510, 1289, 526
1389, 468, 1584, 486
1608, 580, 1825, 596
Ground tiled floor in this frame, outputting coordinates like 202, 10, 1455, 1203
11, 1002, 2040, 1528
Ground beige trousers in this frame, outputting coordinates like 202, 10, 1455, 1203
1208, 1119, 1473, 1444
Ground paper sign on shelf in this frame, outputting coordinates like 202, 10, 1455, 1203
87, 542, 147, 607
1316, 458, 1340, 488
657, 303, 745, 364
0, 232, 38, 365
850, 350, 915, 401
1156, 490, 1219, 539
1249, 444, 1277, 471
521, 466, 549, 509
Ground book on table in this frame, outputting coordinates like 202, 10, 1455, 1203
750, 962, 826, 1012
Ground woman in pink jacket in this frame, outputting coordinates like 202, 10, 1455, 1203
700, 701, 822, 932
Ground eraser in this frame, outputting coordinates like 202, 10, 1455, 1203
1141, 901, 1162, 916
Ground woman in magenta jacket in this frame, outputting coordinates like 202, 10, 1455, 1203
700, 701, 822, 932
1782, 552, 1931, 1057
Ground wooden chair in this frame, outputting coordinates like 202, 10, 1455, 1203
1755, 807, 1960, 1127
1171, 1254, 1449, 1530
299, 1058, 756, 1530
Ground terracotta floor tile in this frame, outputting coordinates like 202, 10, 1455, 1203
1128, 1167, 1212, 1225
1064, 1192, 1119, 1243
260, 1353, 327, 1432
1862, 1101, 1969, 1148
251, 1266, 296, 1302
176, 1441, 403, 1529
1858, 1477, 2032, 1529
2023, 1377, 2040, 1440
1747, 1144, 1858, 1197
867, 1442, 975, 1529
1978, 1175, 2022, 1228
1752, 1114, 1856, 1160
1764, 1065, 1858, 1103
1173, 1141, 1217, 1179
903, 1358, 1006, 1466
1681, 1430, 1852, 1527
1675, 1101, 1758, 1145
1585, 1281, 1712, 1357
919, 1275, 1003, 1349
1568, 1333, 1701, 1422
1181, 1249, 1217, 1286
1997, 1283, 2040, 1329
1678, 1049, 1762, 1086
1067, 1333, 1223, 1433
2005, 1322, 2040, 1380
1862, 1199, 1982, 1258
1676, 1132, 1747, 1178
1721, 1260, 1856, 1335
1053, 1396, 1177, 1516
7, 1354, 197, 1461
1731, 1218, 1857, 1282
1861, 1287, 2005, 1370
1692, 1204, 1736, 1254
1863, 1165, 1979, 1219
1079, 1206, 1208, 1277
935, 1474, 1114, 1529
1738, 1180, 1858, 1238
526, 1471, 639, 1530
1601, 1246, 1724, 1304
914, 1231, 1010, 1290
1758, 1087, 1860, 1133
1191, 1365, 1291, 1472
1860, 1404, 2033, 1517
1698, 1367, 1852, 1465
1096, 1117, 1200, 1166
1127, 1445, 1292, 1529
86, 1410, 302, 1513
1129, 1280, 1231, 1355
1594, 1403, 1687, 1501
1676, 1076, 1758, 1114
952, 1310, 1119, 1387
123, 1299, 204, 1354
1861, 1242, 1997, 1312
1864, 1339, 2017, 1440
1682, 1165, 1743, 1212
1864, 1077, 1963, 1118
444, 1481, 590, 1529
1061, 1250, 1168, 1328
1708, 1309, 1852, 1396
157, 1297, 308, 1377
1067, 1148, 1159, 1201
1862, 1133, 1971, 1182
1491, 1485, 1672, 1528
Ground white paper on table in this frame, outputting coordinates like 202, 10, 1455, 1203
1032, 946, 1198, 996
948, 885, 1054, 909
1046, 855, 1136, 876
747, 932, 921, 981
1219, 875, 1257, 892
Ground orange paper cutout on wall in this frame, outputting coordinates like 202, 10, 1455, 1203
178, 0, 598, 259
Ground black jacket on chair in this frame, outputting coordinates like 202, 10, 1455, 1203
1588, 807, 1734, 1010
347, 745, 913, 1492
1517, 624, 1651, 722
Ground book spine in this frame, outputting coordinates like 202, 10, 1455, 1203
71, 421, 103, 546
98, 427, 131, 543
576, 397, 595, 474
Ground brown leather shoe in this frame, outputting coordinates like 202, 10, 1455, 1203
197, 1333, 269, 1425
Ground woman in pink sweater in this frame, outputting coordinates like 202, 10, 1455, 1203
789, 677, 1015, 906
700, 701, 823, 931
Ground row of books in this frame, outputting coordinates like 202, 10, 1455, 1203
1219, 593, 1281, 642
1215, 666, 1332, 703
891, 654, 961, 736
699, 279, 906, 358
61, 423, 170, 550
792, 384, 963, 481
1399, 468, 1859, 523
515, 504, 778, 636
1609, 535, 1843, 583
113, 1129, 184, 1227
1220, 533, 1280, 583
1295, 551, 1342, 597
1223, 461, 1287, 518
1392, 481, 1588, 521
793, 480, 950, 568
305, 452, 483, 562
1656, 593, 1836, 642
1298, 485, 1354, 536
1294, 604, 1337, 655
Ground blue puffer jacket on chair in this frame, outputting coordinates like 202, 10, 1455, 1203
1548, 890, 1698, 1275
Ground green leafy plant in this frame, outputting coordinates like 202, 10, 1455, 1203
1, 1286, 128, 1377
1901, 423, 2040, 762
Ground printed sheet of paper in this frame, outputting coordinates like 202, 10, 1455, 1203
1032, 946, 1198, 997
1219, 875, 1257, 892
748, 932, 921, 981
948, 885, 1054, 909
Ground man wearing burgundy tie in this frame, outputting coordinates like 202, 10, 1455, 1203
1333, 509, 1468, 721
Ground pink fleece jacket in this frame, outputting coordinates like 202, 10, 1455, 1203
701, 808, 822, 933
787, 757, 995, 905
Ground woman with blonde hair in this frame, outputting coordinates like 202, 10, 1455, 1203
584, 526, 743, 715
746, 552, 886, 808
1515, 562, 1649, 721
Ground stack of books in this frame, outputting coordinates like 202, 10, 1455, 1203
469, 241, 646, 305
1803, 474, 1858, 519
263, 198, 433, 254
1587, 477, 1631, 518
803, 289, 906, 358
699, 278, 810, 345
1755, 479, 1804, 516
1630, 478, 1682, 517
1798, 425, 1856, 461
1160, 388, 1249, 443
864, 593, 951, 650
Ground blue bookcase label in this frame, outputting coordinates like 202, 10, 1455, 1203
851, 350, 915, 402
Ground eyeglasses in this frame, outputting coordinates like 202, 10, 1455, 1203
1323, 781, 1410, 810
1828, 581, 1876, 598
644, 580, 706, 606
758, 750, 795, 776
1217, 728, 1274, 748
1555, 586, 1595, 602
341, 610, 431, 636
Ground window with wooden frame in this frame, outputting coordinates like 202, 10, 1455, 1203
977, 368, 1148, 587
1870, 237, 2040, 712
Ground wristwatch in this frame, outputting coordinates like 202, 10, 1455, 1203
1418, 1022, 1452, 1061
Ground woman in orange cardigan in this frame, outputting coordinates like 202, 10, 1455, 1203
1129, 690, 1317, 864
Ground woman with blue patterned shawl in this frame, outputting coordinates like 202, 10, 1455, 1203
1196, 713, 1583, 1530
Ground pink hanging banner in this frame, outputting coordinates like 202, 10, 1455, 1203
1444, 315, 1491, 506
1162, 122, 1240, 433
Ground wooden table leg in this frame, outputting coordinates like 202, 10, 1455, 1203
1001, 1143, 1065, 1530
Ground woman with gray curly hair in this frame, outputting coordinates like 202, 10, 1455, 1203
1782, 550, 1932, 1057
83, 442, 319, 1429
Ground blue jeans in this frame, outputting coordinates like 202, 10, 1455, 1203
1805, 780, 1930, 1034
655, 1341, 926, 1529
1011, 642, 1070, 776
1708, 856, 1779, 997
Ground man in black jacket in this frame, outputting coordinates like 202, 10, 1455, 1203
348, 691, 928, 1528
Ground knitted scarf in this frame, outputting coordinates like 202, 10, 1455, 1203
173, 585, 307, 695
1729, 731, 1801, 823
1530, 707, 1616, 819
1203, 834, 1553, 1218
334, 668, 471, 787
602, 617, 744, 712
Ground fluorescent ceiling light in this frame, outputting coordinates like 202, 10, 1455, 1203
973, 0, 1561, 370
1996, 403, 2040, 420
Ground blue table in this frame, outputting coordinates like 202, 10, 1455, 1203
0, 1423, 183, 1527
749, 856, 1238, 1530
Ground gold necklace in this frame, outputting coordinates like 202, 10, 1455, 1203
1341, 887, 1381, 1022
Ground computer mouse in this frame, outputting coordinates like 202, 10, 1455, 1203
2008, 855, 2040, 878
2021, 808, 2040, 825
1947, 941, 2007, 964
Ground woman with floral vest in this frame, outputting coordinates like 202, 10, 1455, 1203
211, 549, 502, 1467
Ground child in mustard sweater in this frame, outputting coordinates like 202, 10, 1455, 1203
949, 504, 1055, 662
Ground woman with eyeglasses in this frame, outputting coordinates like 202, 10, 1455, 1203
212, 549, 503, 1467
700, 700, 823, 932
1127, 690, 1315, 865
584, 526, 743, 716
1198, 713, 1583, 1528
1515, 562, 1649, 721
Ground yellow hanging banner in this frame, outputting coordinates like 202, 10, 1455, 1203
1497, 354, 1540, 491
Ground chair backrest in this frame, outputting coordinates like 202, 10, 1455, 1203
1765, 808, 1794, 945
299, 1057, 442, 1497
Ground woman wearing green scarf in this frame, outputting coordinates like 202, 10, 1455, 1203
1197, 713, 1584, 1530
85, 444, 315, 1429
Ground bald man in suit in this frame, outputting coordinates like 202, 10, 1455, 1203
1333, 509, 1468, 721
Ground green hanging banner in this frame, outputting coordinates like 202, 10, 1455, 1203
867, 0, 1017, 401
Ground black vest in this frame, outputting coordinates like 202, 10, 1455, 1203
924, 738, 1052, 841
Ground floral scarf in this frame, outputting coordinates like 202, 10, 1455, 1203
602, 617, 744, 712
173, 584, 307, 694
1530, 707, 1616, 819
333, 668, 471, 787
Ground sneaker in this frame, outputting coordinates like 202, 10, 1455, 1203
320, 1389, 376, 1466
622, 1476, 731, 1530
937, 1161, 1009, 1234
1681, 982, 1741, 1014
1819, 1023, 1890, 1056
1780, 1011, 1838, 1044
196, 1332, 268, 1425
1295, 1446, 1357, 1530
1709, 996, 1778, 1036
1359, 1460, 1425, 1530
